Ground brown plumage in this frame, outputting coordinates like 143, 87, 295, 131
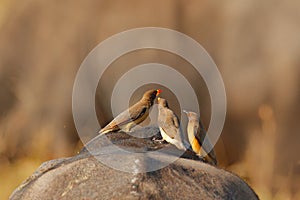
99, 89, 161, 135
183, 110, 218, 166
157, 98, 188, 151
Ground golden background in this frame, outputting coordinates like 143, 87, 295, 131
0, 1, 299, 199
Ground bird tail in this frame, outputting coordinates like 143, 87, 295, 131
182, 140, 191, 150
98, 128, 111, 135
203, 154, 218, 166
176, 142, 187, 151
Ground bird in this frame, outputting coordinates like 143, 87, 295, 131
183, 110, 218, 166
157, 97, 188, 151
99, 89, 161, 135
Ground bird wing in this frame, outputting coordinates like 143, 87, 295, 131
159, 110, 179, 139
100, 102, 147, 132
195, 125, 217, 161
173, 115, 180, 128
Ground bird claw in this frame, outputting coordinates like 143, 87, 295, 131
153, 138, 166, 144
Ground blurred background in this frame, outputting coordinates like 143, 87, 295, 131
0, 0, 299, 199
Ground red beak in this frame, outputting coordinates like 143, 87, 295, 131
156, 89, 161, 96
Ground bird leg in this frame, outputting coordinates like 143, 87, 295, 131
152, 138, 168, 144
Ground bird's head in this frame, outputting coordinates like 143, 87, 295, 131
183, 110, 198, 120
157, 97, 169, 108
142, 89, 161, 105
